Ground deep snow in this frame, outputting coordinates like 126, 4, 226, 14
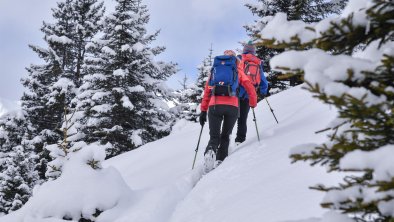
104, 85, 341, 222
1, 85, 342, 222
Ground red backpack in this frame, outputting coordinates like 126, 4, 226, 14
241, 54, 261, 86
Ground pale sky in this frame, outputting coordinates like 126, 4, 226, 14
0, 0, 255, 101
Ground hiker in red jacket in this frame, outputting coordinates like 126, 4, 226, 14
199, 50, 257, 173
235, 42, 269, 145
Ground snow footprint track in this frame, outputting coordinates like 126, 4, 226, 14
117, 167, 204, 222
134, 86, 324, 222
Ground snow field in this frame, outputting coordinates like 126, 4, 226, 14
106, 85, 342, 222
1, 85, 342, 222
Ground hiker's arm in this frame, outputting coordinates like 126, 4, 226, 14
200, 79, 212, 112
259, 63, 268, 95
239, 72, 257, 107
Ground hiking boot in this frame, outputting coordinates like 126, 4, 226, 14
203, 149, 216, 174
235, 137, 245, 146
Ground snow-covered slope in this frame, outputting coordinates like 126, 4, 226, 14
0, 85, 341, 222
104, 85, 341, 222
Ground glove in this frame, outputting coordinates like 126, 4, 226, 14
199, 111, 207, 126
249, 97, 257, 108
266, 85, 271, 96
258, 92, 266, 100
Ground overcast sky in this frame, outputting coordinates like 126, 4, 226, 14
0, 0, 255, 101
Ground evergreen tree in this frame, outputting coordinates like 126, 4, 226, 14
245, 0, 347, 93
190, 45, 213, 104
21, 0, 104, 179
0, 112, 30, 159
172, 88, 197, 122
173, 46, 213, 122
259, 0, 394, 220
21, 51, 70, 179
0, 145, 39, 214
0, 112, 40, 213
1, 0, 105, 214
73, 0, 177, 158
178, 73, 189, 90
71, 0, 105, 85
45, 105, 78, 180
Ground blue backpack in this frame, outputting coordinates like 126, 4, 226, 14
209, 55, 239, 96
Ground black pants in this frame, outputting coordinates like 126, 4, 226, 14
205, 105, 238, 161
236, 98, 250, 143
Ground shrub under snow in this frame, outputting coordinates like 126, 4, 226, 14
0, 143, 134, 222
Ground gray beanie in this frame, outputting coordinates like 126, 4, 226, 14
243, 41, 256, 55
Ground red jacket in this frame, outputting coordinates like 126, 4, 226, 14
200, 62, 257, 112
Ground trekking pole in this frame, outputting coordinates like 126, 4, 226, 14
265, 97, 279, 124
252, 108, 261, 142
192, 124, 204, 170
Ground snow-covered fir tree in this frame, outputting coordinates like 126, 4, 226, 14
21, 0, 104, 179
0, 112, 40, 214
258, 0, 394, 220
246, 0, 346, 23
173, 46, 213, 122
45, 105, 79, 180
245, 0, 347, 93
73, 0, 177, 158
172, 87, 198, 122
190, 46, 213, 104
0, 112, 30, 158
0, 145, 39, 214
21, 51, 72, 180
71, 0, 105, 86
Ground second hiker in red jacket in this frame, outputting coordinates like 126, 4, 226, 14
199, 50, 257, 173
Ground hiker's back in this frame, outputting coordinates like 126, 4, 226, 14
199, 50, 258, 174
209, 55, 239, 97
240, 54, 261, 86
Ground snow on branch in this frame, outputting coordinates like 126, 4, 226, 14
340, 144, 394, 181
270, 48, 388, 105
260, 13, 316, 44
258, 0, 374, 48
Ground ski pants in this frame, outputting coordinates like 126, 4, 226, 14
205, 105, 238, 161
236, 98, 250, 142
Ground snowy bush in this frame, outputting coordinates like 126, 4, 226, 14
0, 143, 134, 222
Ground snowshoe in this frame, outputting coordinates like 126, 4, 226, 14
203, 149, 216, 174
